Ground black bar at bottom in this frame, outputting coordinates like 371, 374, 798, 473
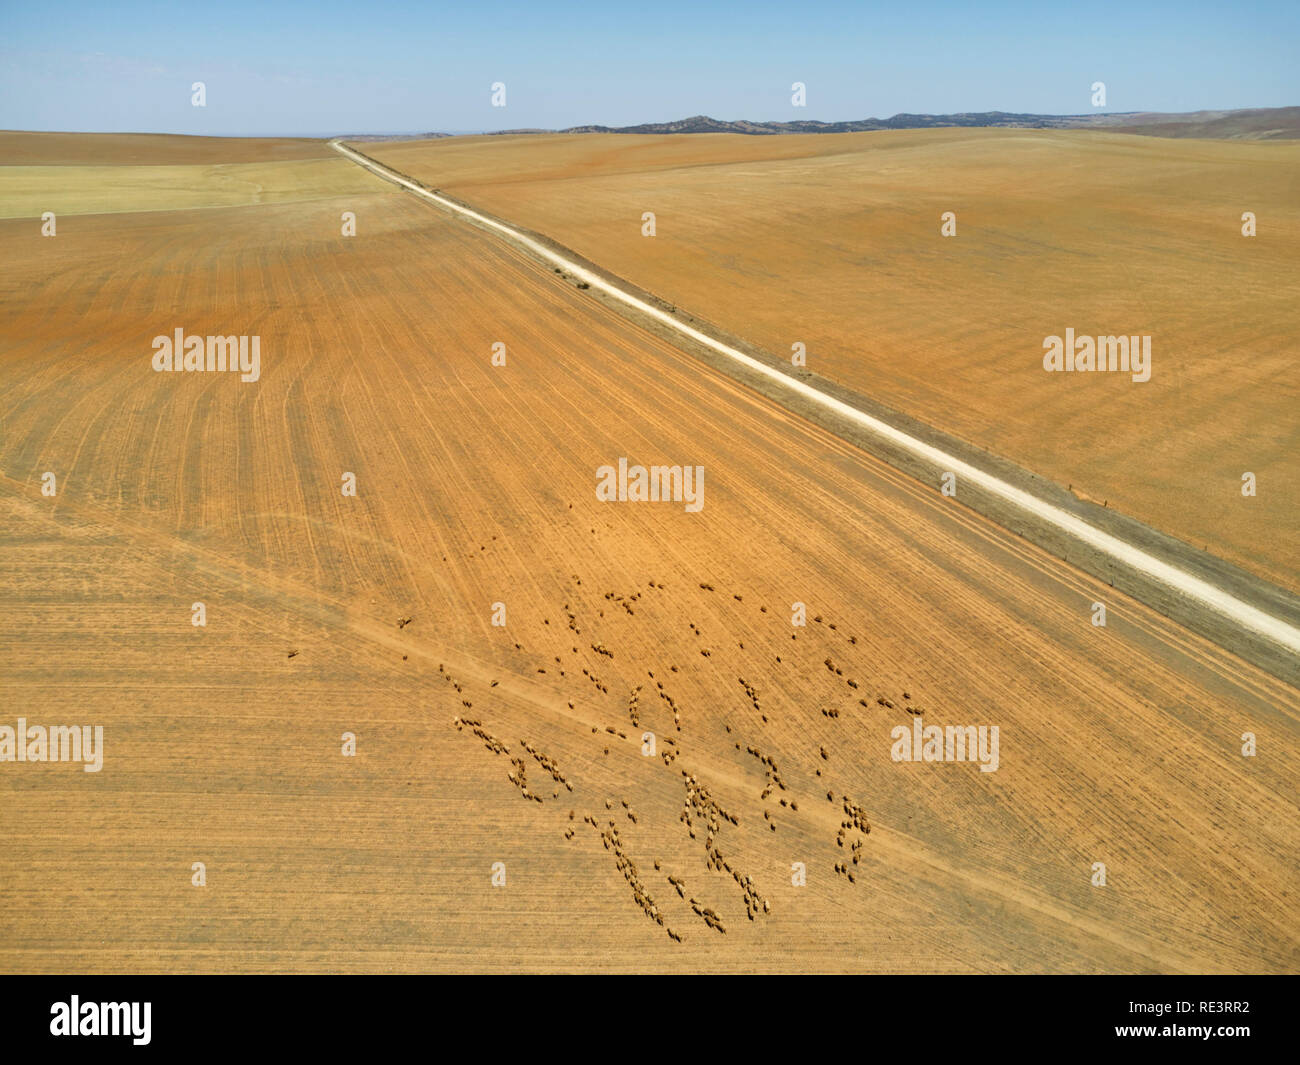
0, 974, 1291, 1054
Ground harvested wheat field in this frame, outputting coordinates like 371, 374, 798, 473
1, 133, 1297, 974
0, 131, 375, 218
362, 129, 1300, 594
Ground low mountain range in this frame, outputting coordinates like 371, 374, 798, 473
517, 106, 1299, 140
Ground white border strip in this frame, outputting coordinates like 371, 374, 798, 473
331, 139, 1300, 656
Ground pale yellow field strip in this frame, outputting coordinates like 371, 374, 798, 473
0, 158, 380, 218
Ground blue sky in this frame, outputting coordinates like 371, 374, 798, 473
2, 1, 1297, 135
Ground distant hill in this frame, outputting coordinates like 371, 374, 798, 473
343, 131, 454, 142
555, 107, 1300, 140
1089, 107, 1300, 139
561, 112, 1066, 135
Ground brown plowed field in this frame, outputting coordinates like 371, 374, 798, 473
0, 131, 333, 165
1, 140, 1296, 972
362, 129, 1300, 594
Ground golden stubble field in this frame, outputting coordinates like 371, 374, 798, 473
0, 133, 1297, 972
363, 129, 1300, 595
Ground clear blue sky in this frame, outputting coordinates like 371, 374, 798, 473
2, 0, 1296, 135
